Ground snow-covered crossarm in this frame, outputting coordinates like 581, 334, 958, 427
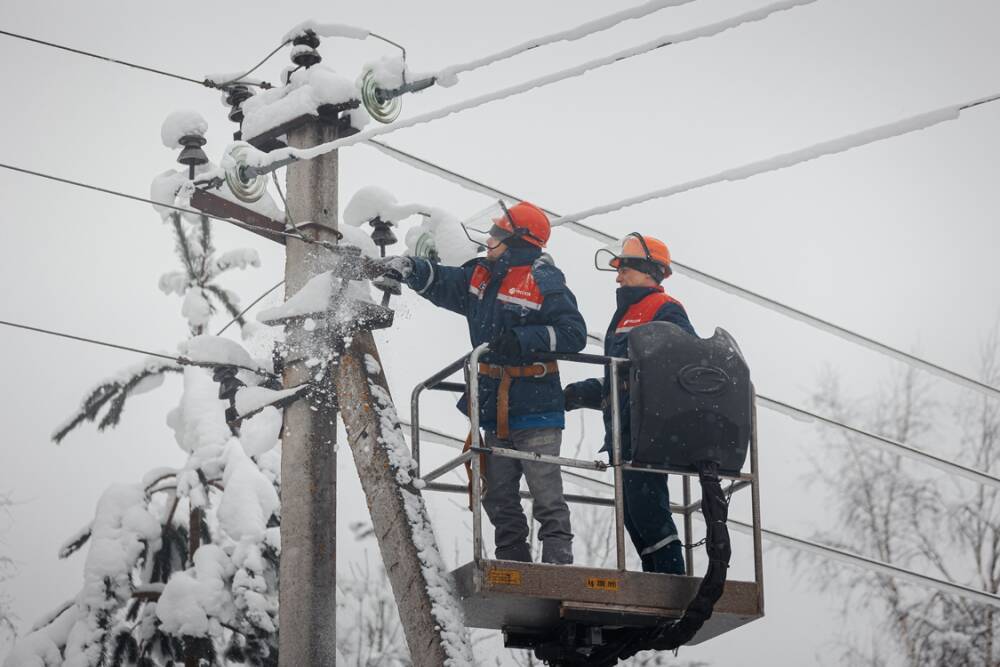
241, 0, 820, 173
240, 64, 370, 142
554, 91, 1000, 226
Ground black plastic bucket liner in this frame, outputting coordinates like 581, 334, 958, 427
628, 322, 751, 476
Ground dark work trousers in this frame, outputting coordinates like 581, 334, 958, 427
623, 469, 685, 574
482, 428, 574, 564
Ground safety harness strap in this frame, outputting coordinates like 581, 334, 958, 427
478, 361, 559, 439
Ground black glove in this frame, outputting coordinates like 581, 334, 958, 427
375, 255, 413, 280
489, 330, 522, 358
563, 383, 585, 411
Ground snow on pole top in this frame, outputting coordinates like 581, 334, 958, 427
240, 65, 368, 141
160, 110, 208, 149
282, 19, 370, 43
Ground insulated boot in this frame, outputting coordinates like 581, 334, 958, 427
541, 539, 573, 565
647, 540, 685, 575
495, 542, 532, 562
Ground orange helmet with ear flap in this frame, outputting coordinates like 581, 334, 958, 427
596, 233, 672, 281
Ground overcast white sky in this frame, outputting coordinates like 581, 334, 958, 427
1, 0, 999, 664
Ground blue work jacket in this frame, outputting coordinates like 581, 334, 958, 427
406, 247, 587, 430
565, 285, 696, 453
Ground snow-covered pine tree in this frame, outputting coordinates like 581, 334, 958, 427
5, 112, 288, 667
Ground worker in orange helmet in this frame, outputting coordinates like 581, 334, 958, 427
377, 201, 587, 565
563, 233, 695, 575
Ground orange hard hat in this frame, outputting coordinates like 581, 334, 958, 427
597, 233, 672, 281
492, 202, 550, 248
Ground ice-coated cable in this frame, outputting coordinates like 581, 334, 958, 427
247, 0, 819, 172
555, 91, 1000, 225
0, 28, 274, 88
433, 0, 699, 86
365, 138, 1000, 401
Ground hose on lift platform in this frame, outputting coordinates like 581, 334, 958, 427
546, 460, 731, 666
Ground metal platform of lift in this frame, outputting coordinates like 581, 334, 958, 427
451, 559, 763, 645
411, 344, 765, 656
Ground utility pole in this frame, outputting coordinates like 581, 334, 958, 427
216, 31, 472, 666
277, 120, 341, 664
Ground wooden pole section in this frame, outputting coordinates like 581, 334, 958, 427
334, 333, 473, 666
278, 120, 341, 666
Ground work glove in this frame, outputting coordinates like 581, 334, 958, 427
489, 330, 522, 358
375, 255, 414, 280
563, 383, 585, 411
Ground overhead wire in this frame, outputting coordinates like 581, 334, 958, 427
0, 162, 333, 250
0, 28, 276, 89
409, 419, 1000, 608
215, 280, 286, 335
554, 91, 1000, 225
0, 319, 274, 378
432, 0, 699, 85
252, 0, 819, 171
364, 138, 1000, 401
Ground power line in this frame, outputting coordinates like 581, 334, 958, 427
409, 418, 1000, 608
0, 318, 272, 377
727, 520, 1000, 610
433, 0, 698, 85
0, 162, 329, 250
254, 0, 819, 172
364, 139, 1000, 401
571, 335, 1000, 488
216, 280, 286, 335
555, 90, 1000, 225
756, 394, 1000, 490
0, 28, 275, 89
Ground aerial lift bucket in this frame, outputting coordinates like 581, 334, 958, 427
409, 339, 764, 665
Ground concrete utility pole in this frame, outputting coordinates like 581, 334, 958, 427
278, 119, 341, 666
217, 32, 472, 666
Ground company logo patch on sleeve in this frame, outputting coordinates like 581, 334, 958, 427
496, 266, 544, 310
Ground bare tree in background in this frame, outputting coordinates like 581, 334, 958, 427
0, 493, 14, 649
802, 326, 1000, 666
337, 555, 410, 666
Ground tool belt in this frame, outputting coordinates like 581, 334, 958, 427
477, 361, 559, 439
462, 360, 560, 510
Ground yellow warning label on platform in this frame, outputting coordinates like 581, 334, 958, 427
586, 577, 620, 591
487, 568, 523, 586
